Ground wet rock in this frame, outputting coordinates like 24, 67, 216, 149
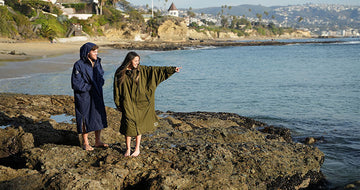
0, 127, 34, 158
258, 125, 293, 143
163, 116, 192, 132
0, 93, 326, 189
333, 180, 360, 190
0, 166, 43, 189
23, 144, 87, 172
109, 40, 342, 51
295, 136, 326, 146
305, 137, 316, 145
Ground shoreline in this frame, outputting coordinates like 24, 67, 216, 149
0, 39, 113, 79
0, 40, 83, 62
0, 37, 348, 62
107, 38, 344, 51
0, 39, 116, 62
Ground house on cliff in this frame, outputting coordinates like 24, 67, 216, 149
42, 0, 57, 4
168, 2, 178, 17
56, 0, 96, 20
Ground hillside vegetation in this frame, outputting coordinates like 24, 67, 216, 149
0, 0, 307, 41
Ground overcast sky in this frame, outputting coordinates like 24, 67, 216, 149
129, 0, 360, 9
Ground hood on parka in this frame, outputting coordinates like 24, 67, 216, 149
80, 42, 97, 61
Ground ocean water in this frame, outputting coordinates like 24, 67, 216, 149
1, 38, 359, 187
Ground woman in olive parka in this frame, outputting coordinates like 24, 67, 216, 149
114, 52, 181, 157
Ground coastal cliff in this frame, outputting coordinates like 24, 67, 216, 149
0, 93, 325, 189
103, 20, 311, 42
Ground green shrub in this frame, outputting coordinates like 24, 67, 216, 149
72, 3, 86, 12
0, 6, 34, 38
32, 12, 68, 38
5, 0, 35, 17
257, 27, 266, 35
0, 7, 17, 37
39, 23, 56, 40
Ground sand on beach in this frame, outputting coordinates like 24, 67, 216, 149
0, 40, 86, 61
0, 39, 112, 79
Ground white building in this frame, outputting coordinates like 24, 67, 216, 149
0, 0, 5, 6
42, 0, 56, 4
168, 2, 179, 17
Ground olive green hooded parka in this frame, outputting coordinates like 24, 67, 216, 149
114, 65, 176, 137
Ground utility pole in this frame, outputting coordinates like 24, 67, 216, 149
152, 0, 154, 18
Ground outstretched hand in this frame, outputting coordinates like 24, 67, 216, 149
175, 67, 182, 72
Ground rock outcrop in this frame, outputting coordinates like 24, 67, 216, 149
109, 39, 341, 52
0, 93, 325, 189
157, 20, 189, 42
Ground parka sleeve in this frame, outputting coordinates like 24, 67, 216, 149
149, 66, 177, 87
71, 62, 92, 93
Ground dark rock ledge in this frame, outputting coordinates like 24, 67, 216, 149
0, 93, 326, 189
106, 40, 342, 51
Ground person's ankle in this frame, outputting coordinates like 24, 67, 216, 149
131, 150, 140, 157
124, 149, 131, 157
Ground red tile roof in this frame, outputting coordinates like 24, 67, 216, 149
168, 3, 178, 11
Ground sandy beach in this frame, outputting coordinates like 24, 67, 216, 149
0, 38, 113, 79
0, 38, 116, 61
0, 40, 84, 61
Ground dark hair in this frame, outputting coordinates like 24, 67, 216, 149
91, 45, 99, 51
115, 51, 140, 84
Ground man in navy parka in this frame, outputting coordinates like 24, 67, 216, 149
71, 42, 108, 150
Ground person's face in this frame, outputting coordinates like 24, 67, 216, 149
88, 49, 98, 61
129, 56, 140, 69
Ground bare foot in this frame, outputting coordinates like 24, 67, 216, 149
95, 142, 109, 148
131, 150, 140, 157
82, 144, 94, 151
124, 149, 131, 157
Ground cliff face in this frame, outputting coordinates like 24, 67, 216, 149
0, 93, 325, 189
157, 20, 189, 42
157, 20, 245, 41
103, 20, 311, 42
280, 30, 312, 38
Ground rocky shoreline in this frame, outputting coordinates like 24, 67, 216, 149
106, 39, 342, 51
0, 93, 332, 189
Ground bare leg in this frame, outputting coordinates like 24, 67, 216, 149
82, 132, 93, 151
82, 123, 93, 151
131, 135, 141, 157
94, 130, 108, 147
124, 136, 131, 157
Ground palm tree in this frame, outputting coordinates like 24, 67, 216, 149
163, 0, 168, 11
264, 11, 269, 21
151, 0, 153, 17
298, 17, 303, 22
248, 9, 252, 29
111, 0, 118, 7
256, 13, 262, 22
99, 0, 106, 15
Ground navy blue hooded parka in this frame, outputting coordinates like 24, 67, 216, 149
71, 42, 107, 134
